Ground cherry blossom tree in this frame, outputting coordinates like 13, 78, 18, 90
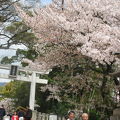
15, 0, 120, 69
48, 0, 120, 64
15, 3, 76, 70
12, 2, 120, 117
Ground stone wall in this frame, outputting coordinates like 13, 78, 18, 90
110, 106, 120, 120
32, 111, 65, 120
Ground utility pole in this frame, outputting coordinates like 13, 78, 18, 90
62, 0, 64, 11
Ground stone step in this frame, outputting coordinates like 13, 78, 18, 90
110, 115, 120, 120
117, 103, 120, 107
113, 108, 120, 116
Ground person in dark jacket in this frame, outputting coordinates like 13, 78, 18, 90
18, 109, 24, 120
0, 105, 6, 120
25, 106, 32, 120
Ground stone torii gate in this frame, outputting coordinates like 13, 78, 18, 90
0, 64, 49, 110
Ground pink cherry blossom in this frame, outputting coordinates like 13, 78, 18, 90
15, 0, 120, 68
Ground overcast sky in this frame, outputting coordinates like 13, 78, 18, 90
20, 0, 52, 6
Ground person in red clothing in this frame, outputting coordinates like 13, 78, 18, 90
12, 112, 19, 120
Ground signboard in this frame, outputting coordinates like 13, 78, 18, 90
9, 65, 18, 77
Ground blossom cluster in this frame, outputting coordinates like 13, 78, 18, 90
15, 0, 120, 70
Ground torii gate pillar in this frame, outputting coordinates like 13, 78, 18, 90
29, 72, 36, 110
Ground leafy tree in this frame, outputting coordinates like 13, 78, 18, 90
0, 0, 37, 49
5, 21, 37, 49
0, 0, 19, 49
0, 0, 18, 23
44, 55, 116, 119
1, 81, 30, 107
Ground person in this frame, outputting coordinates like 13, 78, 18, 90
67, 111, 75, 120
3, 114, 10, 120
81, 113, 89, 120
17, 109, 24, 120
25, 106, 32, 120
0, 105, 6, 120
11, 112, 19, 120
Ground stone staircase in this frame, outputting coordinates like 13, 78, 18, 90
110, 104, 120, 120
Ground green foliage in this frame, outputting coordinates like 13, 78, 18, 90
1, 49, 38, 65
13, 82, 30, 107
0, 15, 6, 22
0, 0, 37, 49
1, 81, 18, 98
5, 22, 37, 48
45, 56, 116, 119
1, 56, 18, 64
16, 49, 38, 61
2, 81, 30, 107
35, 83, 75, 115
6, 22, 28, 34
89, 110, 100, 120
0, 0, 15, 23
0, 86, 5, 100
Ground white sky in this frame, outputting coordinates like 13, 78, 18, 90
0, 79, 11, 82
0, 49, 16, 59
0, 69, 11, 83
19, 0, 52, 7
